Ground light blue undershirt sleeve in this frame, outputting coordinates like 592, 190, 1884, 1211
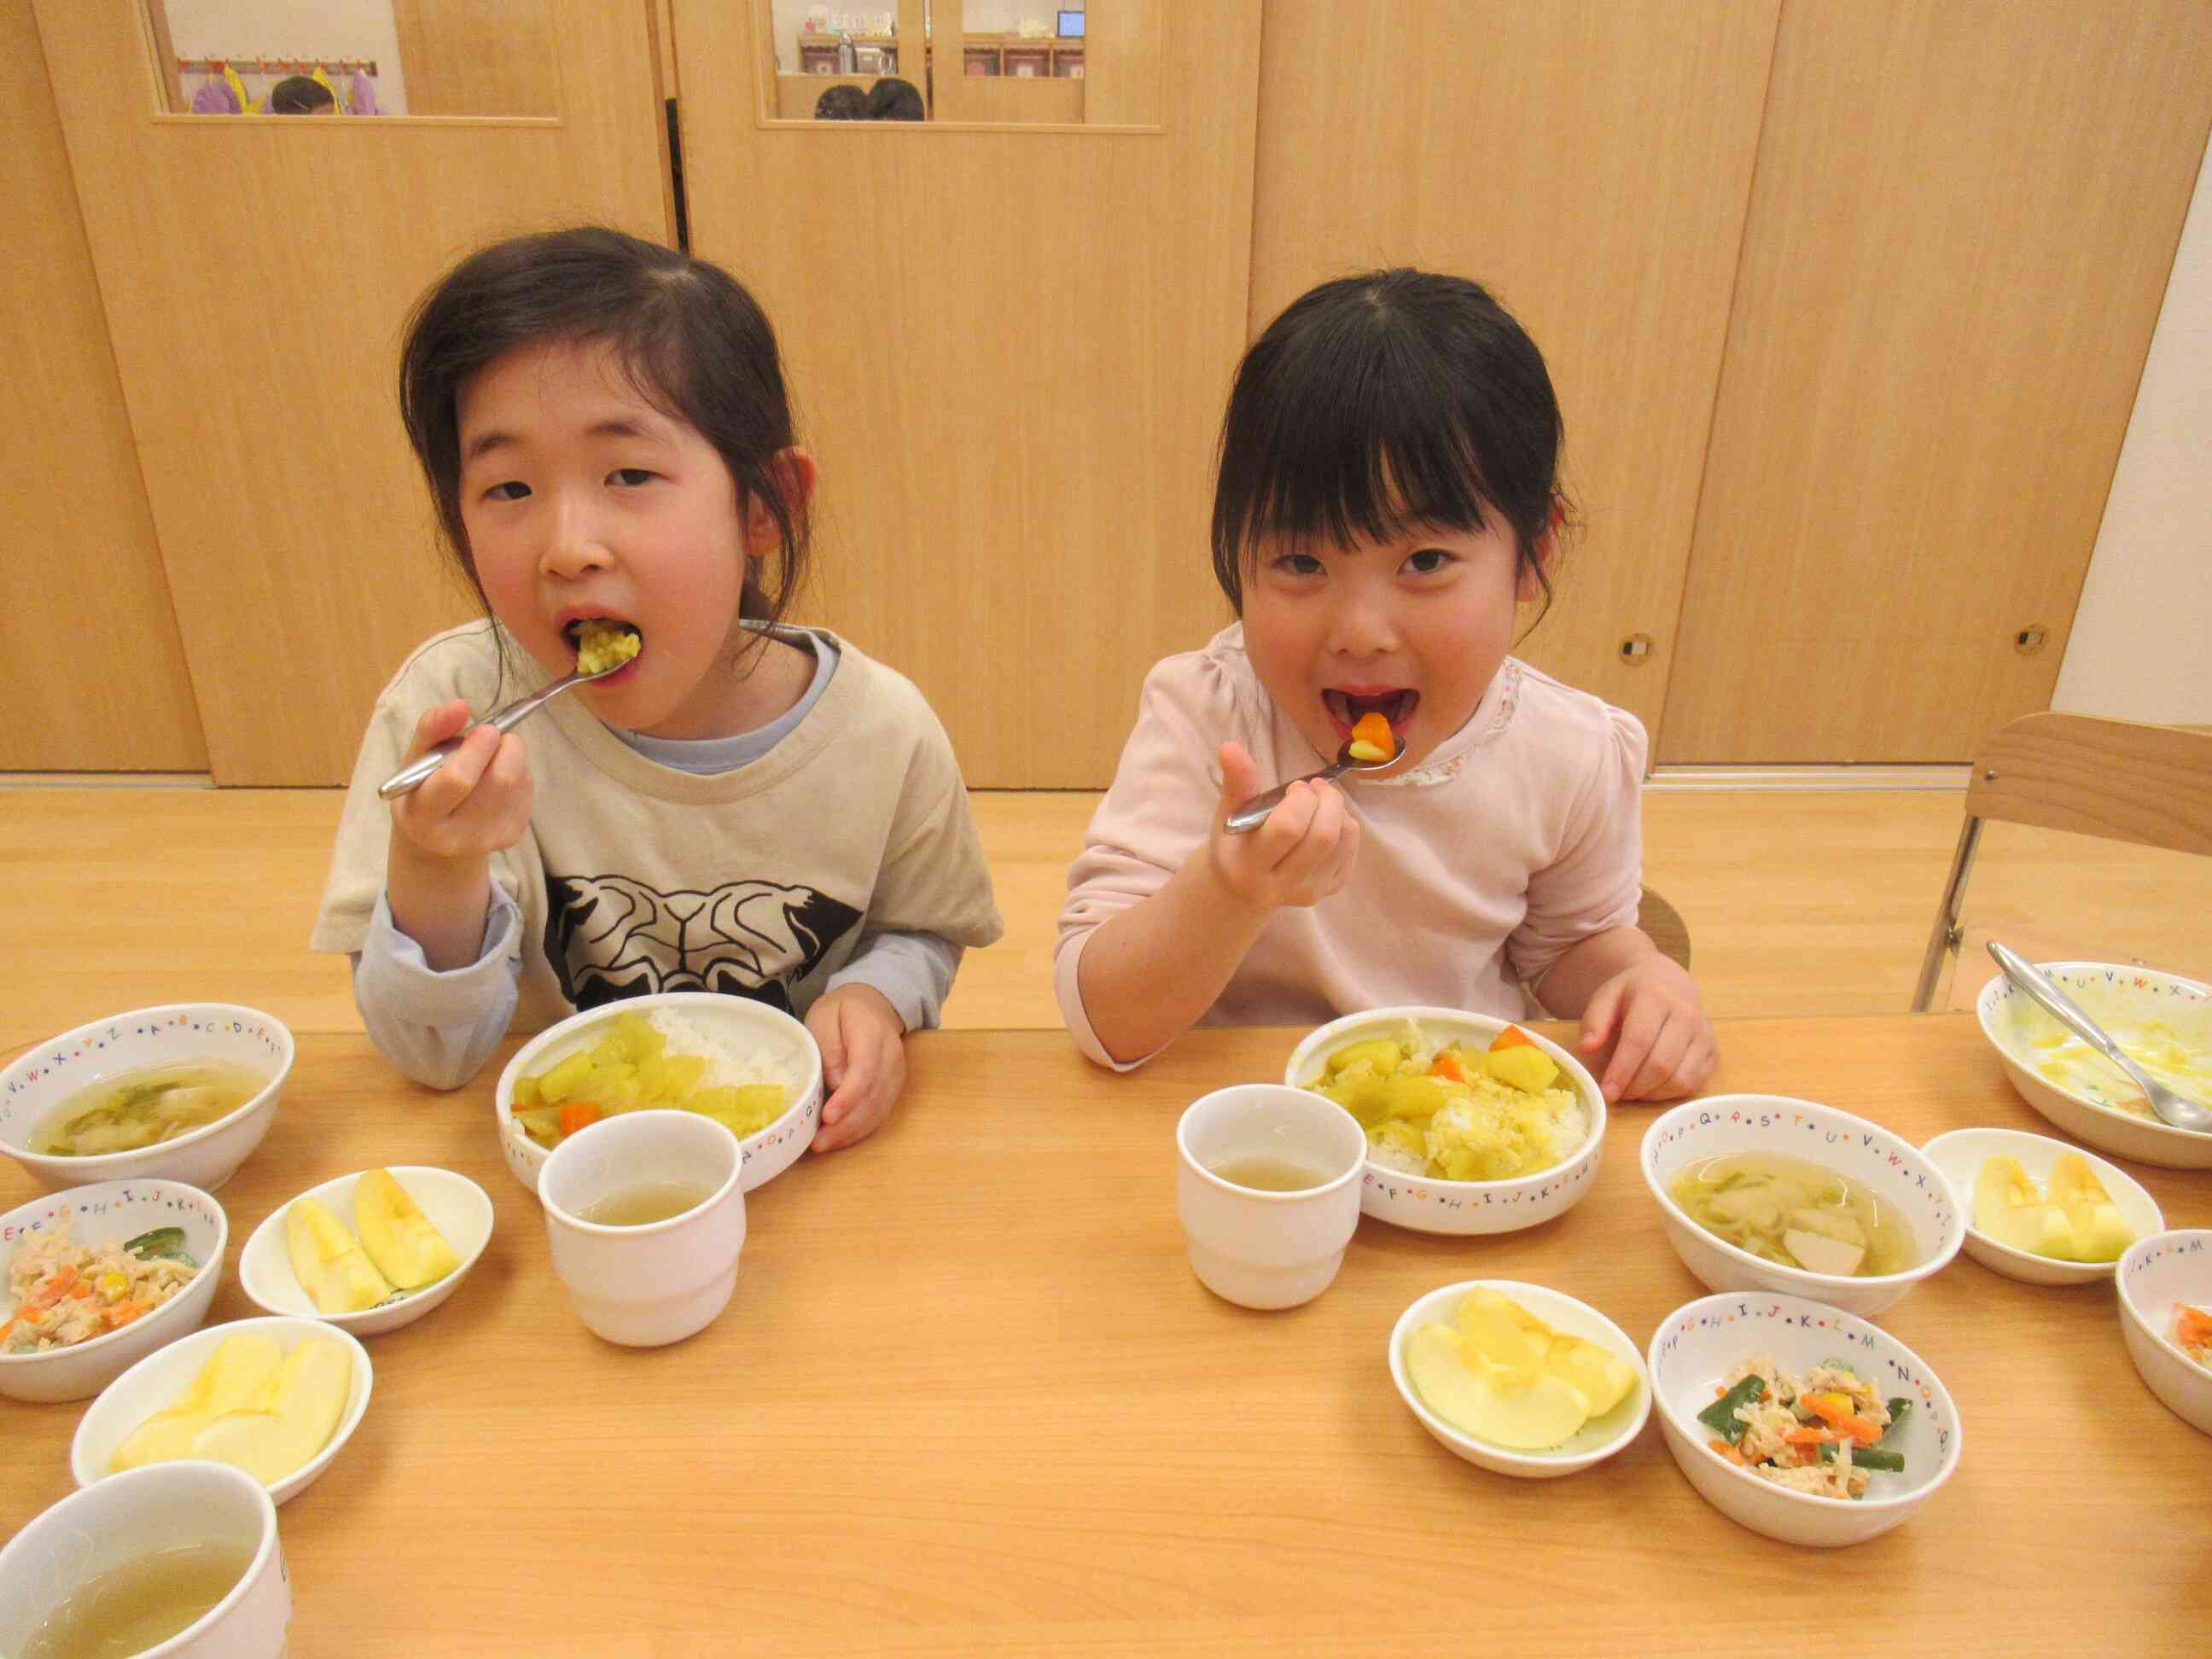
826, 931, 963, 1033
350, 629, 965, 1074
351, 888, 521, 1091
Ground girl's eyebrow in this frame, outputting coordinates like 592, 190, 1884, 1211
462, 417, 667, 465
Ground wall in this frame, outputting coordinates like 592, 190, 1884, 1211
163, 0, 410, 113
2052, 131, 2212, 727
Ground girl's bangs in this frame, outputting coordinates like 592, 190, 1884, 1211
1237, 411, 1499, 562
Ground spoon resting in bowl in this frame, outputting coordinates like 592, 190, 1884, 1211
1988, 941, 2212, 1135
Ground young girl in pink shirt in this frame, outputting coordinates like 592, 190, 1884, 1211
1057, 269, 1715, 1102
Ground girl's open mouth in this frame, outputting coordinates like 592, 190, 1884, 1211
563, 617, 643, 680
1323, 688, 1417, 739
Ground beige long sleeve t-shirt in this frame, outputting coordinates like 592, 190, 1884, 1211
316, 622, 1003, 1056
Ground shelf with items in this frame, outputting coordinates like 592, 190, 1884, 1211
958, 34, 1083, 79
797, 32, 903, 76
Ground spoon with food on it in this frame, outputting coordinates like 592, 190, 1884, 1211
1225, 711, 1400, 835
376, 620, 640, 800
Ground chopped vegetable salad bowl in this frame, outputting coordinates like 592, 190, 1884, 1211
495, 992, 823, 1200
0, 1004, 292, 1193
1647, 1291, 1961, 1548
2116, 1230, 2212, 1436
0, 1179, 227, 1403
1284, 1007, 1606, 1236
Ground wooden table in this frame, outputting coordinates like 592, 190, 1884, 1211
4, 1016, 2207, 1654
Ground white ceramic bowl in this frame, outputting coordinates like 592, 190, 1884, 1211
1647, 1290, 1963, 1547
0, 1004, 293, 1192
1641, 1096, 1964, 1318
0, 1462, 291, 1658
494, 993, 824, 1199
1920, 1126, 2163, 1287
0, 1180, 228, 1403
1977, 961, 2212, 1169
1388, 1279, 1650, 1479
2115, 1229, 2212, 1435
1283, 1006, 1605, 1236
73, 1314, 374, 1505
239, 1166, 494, 1336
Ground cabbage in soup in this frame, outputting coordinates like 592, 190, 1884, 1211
1668, 1151, 1915, 1278
32, 1061, 266, 1156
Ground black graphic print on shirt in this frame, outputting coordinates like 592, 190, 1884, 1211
543, 872, 862, 1015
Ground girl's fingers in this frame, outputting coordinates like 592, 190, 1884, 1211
1579, 979, 1627, 1052
407, 699, 474, 760
1601, 998, 1667, 1101
1623, 1015, 1692, 1101
1256, 779, 1320, 864
1216, 742, 1262, 822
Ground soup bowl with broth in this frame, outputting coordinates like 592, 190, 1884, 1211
1, 1004, 292, 1193
1641, 1097, 1963, 1318
0, 1461, 290, 1657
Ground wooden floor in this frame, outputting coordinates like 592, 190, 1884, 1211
3, 782, 2208, 1055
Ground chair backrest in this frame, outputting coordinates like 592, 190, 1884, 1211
1640, 886, 1691, 970
1913, 713, 2212, 1010
1964, 712, 2212, 853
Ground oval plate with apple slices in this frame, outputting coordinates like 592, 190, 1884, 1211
240, 1166, 493, 1336
72, 1314, 373, 1505
1388, 1278, 1650, 1479
1920, 1128, 2163, 1287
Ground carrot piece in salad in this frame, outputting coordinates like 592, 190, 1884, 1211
1428, 1051, 1468, 1083
1800, 1390, 1883, 1443
1488, 1026, 1536, 1053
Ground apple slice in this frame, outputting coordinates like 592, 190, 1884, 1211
1407, 1324, 1589, 1450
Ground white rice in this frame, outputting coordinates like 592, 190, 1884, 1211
642, 1007, 805, 1095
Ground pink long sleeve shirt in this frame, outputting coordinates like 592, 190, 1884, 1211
1056, 625, 1648, 1068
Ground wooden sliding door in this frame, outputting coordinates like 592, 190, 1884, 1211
34, 0, 668, 784
673, 0, 1260, 787
1247, 1, 1783, 751
1662, 0, 2212, 762
1, 0, 204, 771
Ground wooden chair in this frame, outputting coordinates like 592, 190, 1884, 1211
1642, 886, 1691, 970
1911, 712, 2212, 1011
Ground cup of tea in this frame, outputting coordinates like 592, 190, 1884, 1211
0, 1461, 290, 1657
538, 1109, 747, 1347
1175, 1083, 1368, 1309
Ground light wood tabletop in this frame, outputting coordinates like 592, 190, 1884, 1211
3, 1016, 2207, 1655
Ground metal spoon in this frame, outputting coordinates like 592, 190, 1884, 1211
376, 658, 626, 800
1988, 941, 2212, 1134
1223, 737, 1398, 835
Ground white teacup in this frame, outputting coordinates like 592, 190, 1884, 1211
539, 1109, 747, 1347
1176, 1084, 1368, 1309
0, 1462, 290, 1657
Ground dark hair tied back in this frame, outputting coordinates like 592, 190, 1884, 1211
399, 226, 810, 640
1209, 269, 1566, 620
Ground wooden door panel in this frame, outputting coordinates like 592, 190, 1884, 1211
1662, 0, 2212, 763
1248, 1, 1782, 754
674, 0, 1260, 788
36, 1, 667, 785
1, 0, 205, 771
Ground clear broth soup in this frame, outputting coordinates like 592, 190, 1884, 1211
23, 1540, 253, 1658
579, 1182, 714, 1226
1668, 1151, 1916, 1277
1208, 1153, 1332, 1192
33, 1061, 266, 1156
